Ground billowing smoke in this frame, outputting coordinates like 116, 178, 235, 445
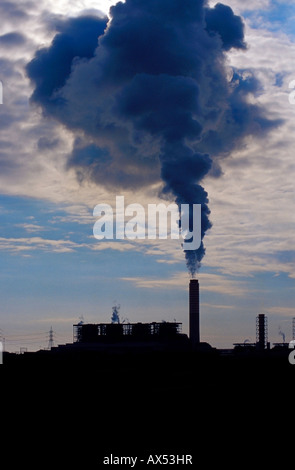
27, 0, 281, 276
111, 304, 121, 324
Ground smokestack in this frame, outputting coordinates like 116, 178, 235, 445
189, 279, 200, 347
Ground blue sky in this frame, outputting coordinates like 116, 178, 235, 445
242, 1, 295, 35
0, 0, 295, 351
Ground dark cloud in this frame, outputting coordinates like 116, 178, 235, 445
27, 0, 281, 275
0, 140, 13, 150
117, 74, 202, 141
68, 139, 160, 189
0, 1, 29, 20
0, 113, 20, 129
27, 15, 108, 108
37, 136, 60, 150
205, 3, 247, 51
0, 32, 27, 47
274, 72, 285, 88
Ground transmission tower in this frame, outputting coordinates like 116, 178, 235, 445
47, 326, 55, 350
0, 329, 4, 352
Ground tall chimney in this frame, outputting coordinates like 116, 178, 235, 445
189, 279, 200, 346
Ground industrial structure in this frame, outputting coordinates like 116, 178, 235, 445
233, 314, 269, 350
256, 314, 268, 349
70, 278, 202, 350
73, 321, 183, 343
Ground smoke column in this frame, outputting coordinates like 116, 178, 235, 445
27, 0, 281, 275
111, 304, 121, 324
278, 326, 286, 343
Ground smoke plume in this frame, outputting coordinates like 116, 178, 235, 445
27, 0, 281, 276
111, 304, 121, 324
278, 326, 286, 343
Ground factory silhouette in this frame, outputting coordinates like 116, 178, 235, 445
3, 279, 293, 365
3, 279, 292, 469
3, 279, 293, 463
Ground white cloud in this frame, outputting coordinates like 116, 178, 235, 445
208, 0, 271, 14
121, 271, 248, 296
90, 240, 141, 252
266, 306, 295, 316
0, 236, 77, 253
202, 302, 236, 310
15, 223, 46, 233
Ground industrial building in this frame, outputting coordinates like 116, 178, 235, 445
256, 314, 268, 349
73, 321, 183, 343
45, 320, 190, 354
67, 277, 202, 351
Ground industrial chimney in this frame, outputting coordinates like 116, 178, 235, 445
189, 279, 200, 347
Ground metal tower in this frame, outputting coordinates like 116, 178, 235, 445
293, 317, 295, 341
47, 326, 55, 350
256, 314, 268, 349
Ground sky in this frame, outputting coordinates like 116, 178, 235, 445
0, 0, 295, 351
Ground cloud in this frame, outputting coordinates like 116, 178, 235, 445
121, 271, 248, 296
15, 223, 46, 233
198, 18, 295, 281
90, 240, 141, 252
266, 306, 295, 316
0, 233, 173, 257
0, 32, 27, 47
37, 136, 61, 150
27, 15, 108, 108
202, 302, 236, 310
0, 1, 30, 20
205, 3, 247, 51
208, 0, 271, 13
0, 236, 77, 253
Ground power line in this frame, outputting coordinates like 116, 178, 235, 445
1, 328, 55, 352
4, 332, 47, 339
